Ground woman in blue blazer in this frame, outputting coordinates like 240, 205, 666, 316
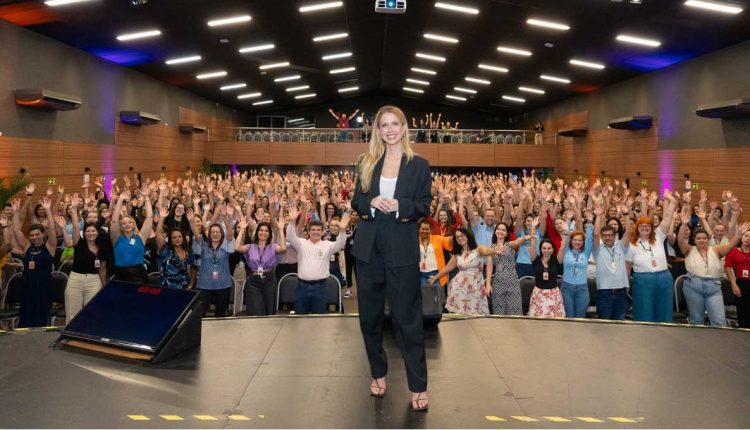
351, 105, 432, 411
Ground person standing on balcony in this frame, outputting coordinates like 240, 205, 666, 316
534, 120, 545, 145
328, 107, 360, 142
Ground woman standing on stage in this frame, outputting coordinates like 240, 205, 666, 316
351, 105, 432, 411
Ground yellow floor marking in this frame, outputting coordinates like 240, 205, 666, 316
544, 416, 572, 422
127, 415, 150, 421
608, 417, 638, 423
193, 415, 218, 421
160, 415, 184, 421
576, 417, 605, 423
258, 415, 265, 419
512, 416, 539, 422
228, 415, 251, 421
485, 416, 507, 422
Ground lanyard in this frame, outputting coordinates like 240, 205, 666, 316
604, 245, 616, 263
638, 240, 654, 257
421, 241, 430, 261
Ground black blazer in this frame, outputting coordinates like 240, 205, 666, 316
351, 154, 432, 266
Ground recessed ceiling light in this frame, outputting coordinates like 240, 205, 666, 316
116, 29, 161, 42
570, 59, 606, 69
406, 78, 430, 85
424, 33, 459, 43
313, 32, 348, 42
286, 85, 310, 92
252, 99, 273, 106
288, 118, 305, 122
295, 93, 317, 99
616, 34, 661, 47
338, 86, 359, 93
415, 52, 447, 62
259, 62, 290, 70
403, 87, 425, 94
434, 2, 479, 15
411, 67, 437, 75
497, 46, 532, 56
322, 52, 352, 60
684, 0, 743, 14
465, 76, 490, 85
165, 55, 201, 65
220, 83, 247, 91
299, 1, 343, 13
207, 15, 252, 27
526, 18, 570, 31
274, 75, 301, 82
45, 0, 95, 6
502, 95, 525, 103
518, 86, 545, 94
330, 66, 356, 74
239, 44, 275, 53
237, 92, 262, 99
454, 86, 477, 94
540, 74, 570, 84
478, 64, 509, 73
196, 70, 227, 80
446, 94, 467, 101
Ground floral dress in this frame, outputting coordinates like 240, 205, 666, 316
446, 250, 489, 315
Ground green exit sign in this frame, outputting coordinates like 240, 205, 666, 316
47, 178, 56, 185
691, 183, 701, 190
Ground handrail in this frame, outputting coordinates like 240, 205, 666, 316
210, 127, 549, 145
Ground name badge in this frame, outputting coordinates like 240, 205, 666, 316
420, 261, 426, 271
743, 269, 749, 278
610, 262, 617, 271
129, 238, 136, 246
330, 255, 336, 262
257, 267, 265, 278
94, 259, 101, 268
212, 271, 219, 280
317, 249, 324, 258
651, 259, 657, 268
542, 271, 549, 281
28, 261, 36, 270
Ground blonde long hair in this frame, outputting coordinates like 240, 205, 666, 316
357, 105, 415, 192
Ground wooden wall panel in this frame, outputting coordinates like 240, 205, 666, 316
210, 142, 271, 165
493, 144, 557, 167
324, 143, 368, 166
414, 144, 439, 166
437, 145, 496, 167
269, 142, 327, 165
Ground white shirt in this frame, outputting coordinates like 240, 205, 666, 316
685, 246, 724, 278
419, 240, 438, 272
626, 228, 669, 273
286, 224, 346, 281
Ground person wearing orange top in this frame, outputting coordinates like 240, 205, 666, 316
418, 218, 453, 287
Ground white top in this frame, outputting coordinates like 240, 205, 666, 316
685, 246, 724, 278
626, 228, 669, 272
379, 175, 397, 199
419, 240, 438, 272
286, 224, 347, 281
371, 175, 398, 218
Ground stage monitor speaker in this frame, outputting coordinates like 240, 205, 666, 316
56, 281, 203, 363
609, 115, 653, 130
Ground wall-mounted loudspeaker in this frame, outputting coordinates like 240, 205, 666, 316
120, 111, 162, 125
179, 123, 207, 134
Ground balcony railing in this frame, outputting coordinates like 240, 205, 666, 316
211, 127, 550, 145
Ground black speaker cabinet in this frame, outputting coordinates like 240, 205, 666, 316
56, 281, 203, 363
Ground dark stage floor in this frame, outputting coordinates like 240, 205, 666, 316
1, 316, 749, 429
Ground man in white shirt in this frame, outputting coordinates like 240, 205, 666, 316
287, 206, 350, 314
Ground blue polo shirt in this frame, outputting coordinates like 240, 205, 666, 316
561, 225, 594, 285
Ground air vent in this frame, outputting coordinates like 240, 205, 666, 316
15, 89, 82, 111
120, 111, 162, 125
179, 123, 207, 134
695, 99, 750, 119
609, 115, 653, 130
558, 128, 588, 137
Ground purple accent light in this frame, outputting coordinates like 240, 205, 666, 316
89, 48, 152, 66
659, 151, 673, 195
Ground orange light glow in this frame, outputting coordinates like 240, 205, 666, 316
0, 2, 58, 26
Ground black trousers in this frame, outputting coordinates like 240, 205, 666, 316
198, 287, 231, 318
737, 278, 750, 328
356, 217, 427, 392
245, 273, 277, 316
345, 250, 356, 288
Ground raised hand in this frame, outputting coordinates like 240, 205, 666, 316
54, 215, 66, 228
71, 193, 80, 208
288, 205, 300, 221
26, 183, 36, 195
739, 222, 750, 235
159, 206, 169, 219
